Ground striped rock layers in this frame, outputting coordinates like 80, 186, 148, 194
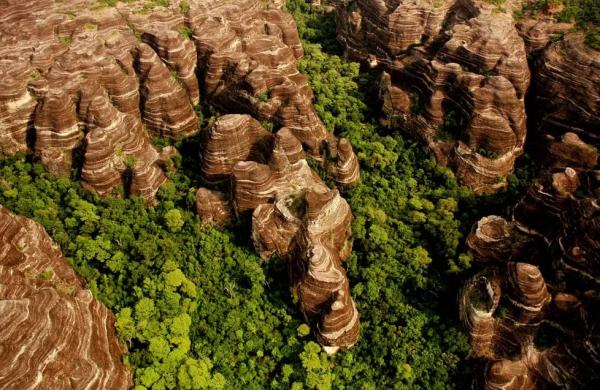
336, 0, 529, 193
0, 0, 358, 201
0, 205, 131, 389
195, 114, 360, 352
459, 135, 600, 389
529, 34, 600, 142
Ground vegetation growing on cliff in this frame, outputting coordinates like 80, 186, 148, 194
519, 0, 600, 49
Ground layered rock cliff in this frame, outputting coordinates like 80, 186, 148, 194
335, 0, 530, 193
0, 205, 131, 389
460, 135, 600, 389
0, 0, 358, 201
335, 0, 600, 193
196, 115, 360, 352
0, 0, 362, 353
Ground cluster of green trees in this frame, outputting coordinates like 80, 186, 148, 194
0, 2, 539, 389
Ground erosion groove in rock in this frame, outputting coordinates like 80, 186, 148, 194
197, 119, 360, 351
0, 0, 358, 200
0, 205, 131, 390
460, 135, 600, 389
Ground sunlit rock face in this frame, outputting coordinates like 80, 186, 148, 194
460, 135, 600, 389
0, 205, 131, 389
0, 0, 360, 351
200, 114, 273, 184
0, 0, 359, 201
335, 0, 529, 193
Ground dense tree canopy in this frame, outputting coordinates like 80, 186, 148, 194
0, 2, 537, 389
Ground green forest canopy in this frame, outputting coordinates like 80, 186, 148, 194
0, 2, 536, 389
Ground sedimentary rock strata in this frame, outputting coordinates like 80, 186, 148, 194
197, 121, 360, 351
529, 34, 600, 141
336, 0, 529, 192
0, 205, 131, 389
0, 0, 361, 351
0, 0, 358, 200
460, 137, 600, 389
195, 187, 233, 228
236, 133, 359, 352
200, 114, 273, 184
335, 0, 600, 193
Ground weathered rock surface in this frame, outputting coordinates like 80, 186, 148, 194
336, 0, 529, 192
195, 187, 233, 228
1, 0, 360, 352
460, 136, 600, 389
197, 120, 360, 351
0, 0, 358, 200
0, 205, 131, 389
200, 114, 273, 184
529, 34, 600, 142
235, 131, 359, 352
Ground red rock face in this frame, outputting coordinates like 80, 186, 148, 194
336, 0, 530, 193
234, 133, 360, 352
0, 205, 131, 389
0, 0, 361, 353
195, 187, 233, 228
200, 114, 273, 184
460, 136, 600, 389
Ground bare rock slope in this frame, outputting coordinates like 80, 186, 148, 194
336, 0, 530, 193
0, 205, 131, 389
335, 0, 600, 195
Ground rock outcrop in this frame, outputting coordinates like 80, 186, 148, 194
235, 131, 359, 352
195, 187, 233, 228
200, 114, 273, 184
335, 0, 600, 193
0, 205, 131, 389
197, 117, 360, 352
0, 0, 358, 201
529, 34, 600, 142
460, 135, 600, 389
336, 0, 529, 193
0, 0, 361, 351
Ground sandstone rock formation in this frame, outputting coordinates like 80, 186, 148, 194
336, 0, 529, 193
235, 131, 359, 352
460, 136, 600, 389
0, 0, 361, 351
196, 117, 360, 352
0, 0, 358, 200
529, 34, 600, 142
200, 114, 273, 184
0, 205, 131, 389
335, 0, 600, 193
515, 6, 599, 145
